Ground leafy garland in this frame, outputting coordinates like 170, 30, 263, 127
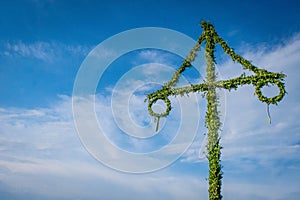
146, 21, 286, 117
145, 20, 286, 200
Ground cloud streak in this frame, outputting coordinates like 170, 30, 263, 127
0, 41, 92, 62
0, 94, 206, 199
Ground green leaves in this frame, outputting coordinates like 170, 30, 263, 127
145, 20, 286, 200
145, 20, 286, 119
147, 94, 171, 118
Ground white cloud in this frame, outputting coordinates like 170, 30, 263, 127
221, 33, 300, 158
222, 181, 300, 200
71, 61, 203, 173
0, 94, 207, 199
134, 49, 183, 68
0, 41, 92, 62
138, 49, 171, 62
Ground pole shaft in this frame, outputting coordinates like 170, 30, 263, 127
205, 23, 223, 200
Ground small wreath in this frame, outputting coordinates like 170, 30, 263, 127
148, 97, 171, 118
255, 79, 286, 105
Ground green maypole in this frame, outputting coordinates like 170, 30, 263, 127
146, 20, 286, 199
204, 22, 223, 200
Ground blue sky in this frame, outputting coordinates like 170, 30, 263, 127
0, 0, 300, 199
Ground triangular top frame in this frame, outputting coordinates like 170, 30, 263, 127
146, 20, 286, 118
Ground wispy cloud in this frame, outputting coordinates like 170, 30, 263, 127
0, 95, 207, 199
138, 49, 173, 63
133, 49, 187, 69
0, 41, 92, 62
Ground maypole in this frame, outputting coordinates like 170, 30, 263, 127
146, 20, 286, 199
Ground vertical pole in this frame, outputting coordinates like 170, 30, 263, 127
204, 22, 223, 200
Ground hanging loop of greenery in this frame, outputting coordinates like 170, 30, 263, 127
145, 20, 286, 118
147, 96, 171, 118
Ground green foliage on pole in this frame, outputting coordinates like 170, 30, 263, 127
145, 20, 286, 200
204, 21, 223, 200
